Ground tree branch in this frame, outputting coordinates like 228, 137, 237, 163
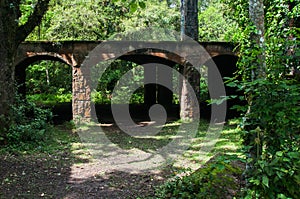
16, 0, 50, 44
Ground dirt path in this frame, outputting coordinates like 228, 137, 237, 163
0, 122, 179, 199
0, 119, 243, 198
0, 148, 174, 199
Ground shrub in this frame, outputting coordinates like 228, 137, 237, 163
2, 94, 52, 149
241, 79, 300, 198
156, 156, 244, 199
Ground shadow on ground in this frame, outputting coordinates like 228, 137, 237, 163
0, 133, 171, 199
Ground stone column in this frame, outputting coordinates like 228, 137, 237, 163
72, 53, 93, 123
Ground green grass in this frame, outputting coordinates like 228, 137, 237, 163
184, 119, 243, 162
0, 119, 245, 198
153, 120, 245, 199
0, 122, 91, 163
102, 120, 181, 152
1, 119, 243, 167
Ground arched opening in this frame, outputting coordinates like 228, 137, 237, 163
203, 54, 240, 119
93, 53, 184, 122
15, 55, 73, 123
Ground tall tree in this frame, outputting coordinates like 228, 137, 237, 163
226, 0, 300, 196
0, 0, 50, 128
244, 0, 266, 174
180, 0, 200, 120
249, 0, 266, 79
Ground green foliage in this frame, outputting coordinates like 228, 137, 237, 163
19, 0, 38, 25
91, 90, 110, 104
156, 155, 243, 198
0, 94, 52, 150
199, 77, 209, 103
92, 60, 145, 104
26, 60, 72, 104
240, 79, 300, 198
26, 0, 180, 41
27, 93, 72, 105
198, 2, 238, 41
225, 0, 300, 197
26, 0, 128, 40
120, 0, 180, 38
26, 60, 72, 94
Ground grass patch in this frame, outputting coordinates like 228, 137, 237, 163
182, 119, 243, 163
102, 120, 181, 152
0, 122, 91, 163
154, 119, 245, 198
155, 154, 245, 199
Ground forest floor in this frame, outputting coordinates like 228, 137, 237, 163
0, 119, 245, 198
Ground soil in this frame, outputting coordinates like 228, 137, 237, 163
0, 121, 245, 199
0, 150, 172, 199
0, 120, 176, 199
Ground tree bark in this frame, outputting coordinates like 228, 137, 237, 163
183, 0, 199, 40
180, 0, 200, 121
249, 0, 266, 78
0, 0, 50, 126
245, 0, 266, 167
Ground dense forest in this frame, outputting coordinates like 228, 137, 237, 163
0, 0, 299, 198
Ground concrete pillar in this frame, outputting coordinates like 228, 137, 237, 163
144, 64, 157, 107
157, 64, 173, 109
72, 53, 93, 123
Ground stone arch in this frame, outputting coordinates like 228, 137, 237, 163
203, 54, 240, 119
14, 41, 238, 122
119, 53, 183, 109
15, 54, 72, 96
92, 52, 184, 121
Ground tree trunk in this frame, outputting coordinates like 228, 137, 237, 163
180, 0, 200, 121
0, 2, 18, 126
0, 42, 16, 134
0, 0, 50, 130
183, 0, 199, 40
245, 0, 266, 168
0, 51, 15, 120
249, 0, 266, 79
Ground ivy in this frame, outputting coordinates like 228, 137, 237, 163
225, 0, 300, 197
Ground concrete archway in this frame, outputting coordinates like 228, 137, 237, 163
15, 55, 73, 123
204, 54, 240, 119
15, 55, 71, 96
93, 53, 184, 122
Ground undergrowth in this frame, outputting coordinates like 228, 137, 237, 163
156, 154, 245, 199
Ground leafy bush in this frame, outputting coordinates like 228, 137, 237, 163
240, 79, 300, 198
27, 93, 72, 105
91, 90, 111, 104
224, 0, 300, 197
2, 94, 52, 149
156, 156, 243, 199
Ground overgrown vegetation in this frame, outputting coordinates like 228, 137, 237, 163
154, 119, 244, 198
156, 155, 244, 198
1, 0, 299, 197
0, 94, 52, 151
224, 0, 300, 197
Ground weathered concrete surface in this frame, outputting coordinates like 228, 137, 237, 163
14, 41, 237, 122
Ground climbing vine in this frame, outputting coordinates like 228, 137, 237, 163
224, 0, 300, 197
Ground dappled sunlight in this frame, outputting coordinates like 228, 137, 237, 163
71, 118, 242, 177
